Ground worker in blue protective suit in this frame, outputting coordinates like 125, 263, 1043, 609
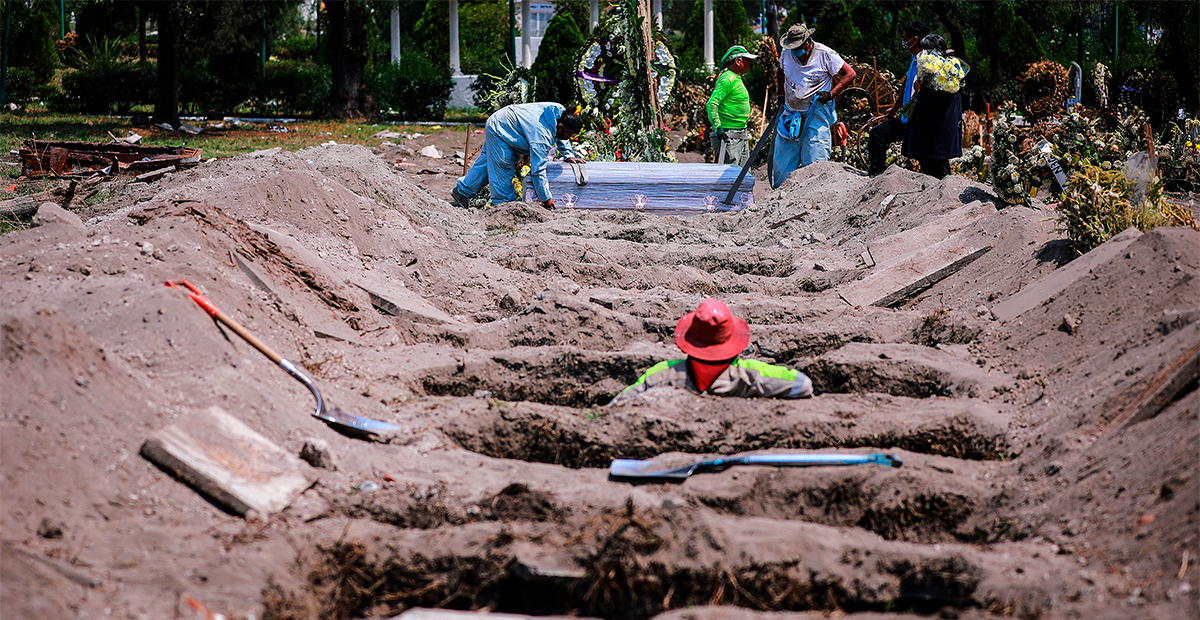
772, 23, 856, 189
451, 102, 586, 209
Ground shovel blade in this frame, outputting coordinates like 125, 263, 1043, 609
315, 407, 400, 437
609, 459, 696, 479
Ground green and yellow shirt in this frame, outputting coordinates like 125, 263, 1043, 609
706, 69, 751, 131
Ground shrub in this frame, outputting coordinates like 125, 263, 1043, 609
254, 61, 331, 116
57, 62, 155, 114
1054, 165, 1197, 253
9, 0, 58, 84
368, 53, 453, 120
276, 34, 318, 61
530, 10, 586, 106
412, 0, 509, 76
3, 68, 58, 108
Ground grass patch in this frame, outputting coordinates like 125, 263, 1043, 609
0, 212, 30, 235
0, 111, 468, 159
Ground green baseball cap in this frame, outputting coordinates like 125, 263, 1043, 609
719, 45, 758, 68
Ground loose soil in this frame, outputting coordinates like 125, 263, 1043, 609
1, 128, 1196, 620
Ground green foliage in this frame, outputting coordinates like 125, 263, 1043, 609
1055, 165, 1194, 253
179, 59, 247, 114
472, 62, 540, 112
472, 61, 537, 113
8, 0, 58, 84
991, 2, 1044, 78
74, 0, 141, 42
172, 0, 306, 114
3, 68, 58, 107
56, 62, 156, 114
54, 36, 154, 114
368, 53, 454, 120
530, 10, 587, 105
413, 0, 510, 76
276, 34, 318, 61
677, 0, 753, 75
254, 61, 331, 115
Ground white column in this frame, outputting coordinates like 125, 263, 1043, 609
449, 0, 461, 74
703, 0, 714, 72
590, 0, 599, 29
390, 2, 401, 64
653, 0, 662, 29
521, 0, 532, 68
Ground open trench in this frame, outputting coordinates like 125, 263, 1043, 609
265, 297, 1042, 620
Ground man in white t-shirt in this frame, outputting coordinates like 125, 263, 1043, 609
771, 22, 856, 188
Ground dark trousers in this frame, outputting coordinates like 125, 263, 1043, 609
918, 159, 951, 179
867, 117, 907, 176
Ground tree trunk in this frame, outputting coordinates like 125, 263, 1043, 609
326, 0, 373, 119
1158, 1, 1199, 115
766, 2, 778, 43
138, 2, 147, 63
932, 0, 986, 112
153, 1, 182, 127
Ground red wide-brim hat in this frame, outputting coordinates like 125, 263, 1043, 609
674, 298, 751, 361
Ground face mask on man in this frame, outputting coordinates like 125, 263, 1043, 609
791, 47, 807, 60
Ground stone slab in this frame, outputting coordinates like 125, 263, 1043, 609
991, 226, 1142, 322
140, 406, 318, 517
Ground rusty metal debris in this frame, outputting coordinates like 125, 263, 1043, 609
18, 139, 202, 178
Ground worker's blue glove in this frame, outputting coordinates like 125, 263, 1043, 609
714, 127, 727, 142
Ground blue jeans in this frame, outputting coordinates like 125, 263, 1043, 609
772, 101, 836, 188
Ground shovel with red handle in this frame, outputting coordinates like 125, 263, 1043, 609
166, 279, 400, 438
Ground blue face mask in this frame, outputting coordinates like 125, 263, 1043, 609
791, 47, 808, 60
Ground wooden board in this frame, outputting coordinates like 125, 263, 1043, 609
140, 406, 319, 517
991, 226, 1142, 322
353, 278, 459, 325
838, 233, 991, 308
393, 609, 597, 620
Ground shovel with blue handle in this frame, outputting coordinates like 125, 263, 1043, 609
610, 452, 902, 482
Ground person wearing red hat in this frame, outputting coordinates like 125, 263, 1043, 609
611, 298, 813, 403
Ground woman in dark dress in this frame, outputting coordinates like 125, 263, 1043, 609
902, 35, 962, 179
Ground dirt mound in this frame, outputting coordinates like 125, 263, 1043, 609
2, 142, 1196, 620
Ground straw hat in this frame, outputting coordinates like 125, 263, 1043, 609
720, 45, 758, 68
674, 299, 751, 361
780, 22, 816, 50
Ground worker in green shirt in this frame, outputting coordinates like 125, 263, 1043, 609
706, 45, 757, 166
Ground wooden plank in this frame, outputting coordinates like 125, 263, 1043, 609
353, 278, 459, 325
872, 246, 992, 308
394, 609, 597, 620
991, 227, 1142, 322
837, 233, 990, 308
1111, 326, 1200, 431
865, 200, 996, 264
140, 406, 319, 517
0, 196, 38, 217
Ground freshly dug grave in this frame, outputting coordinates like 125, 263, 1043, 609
1, 139, 1196, 620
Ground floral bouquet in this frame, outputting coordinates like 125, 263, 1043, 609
916, 51, 969, 93
898, 50, 969, 117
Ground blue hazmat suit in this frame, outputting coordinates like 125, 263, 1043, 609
772, 100, 836, 188
456, 102, 577, 203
